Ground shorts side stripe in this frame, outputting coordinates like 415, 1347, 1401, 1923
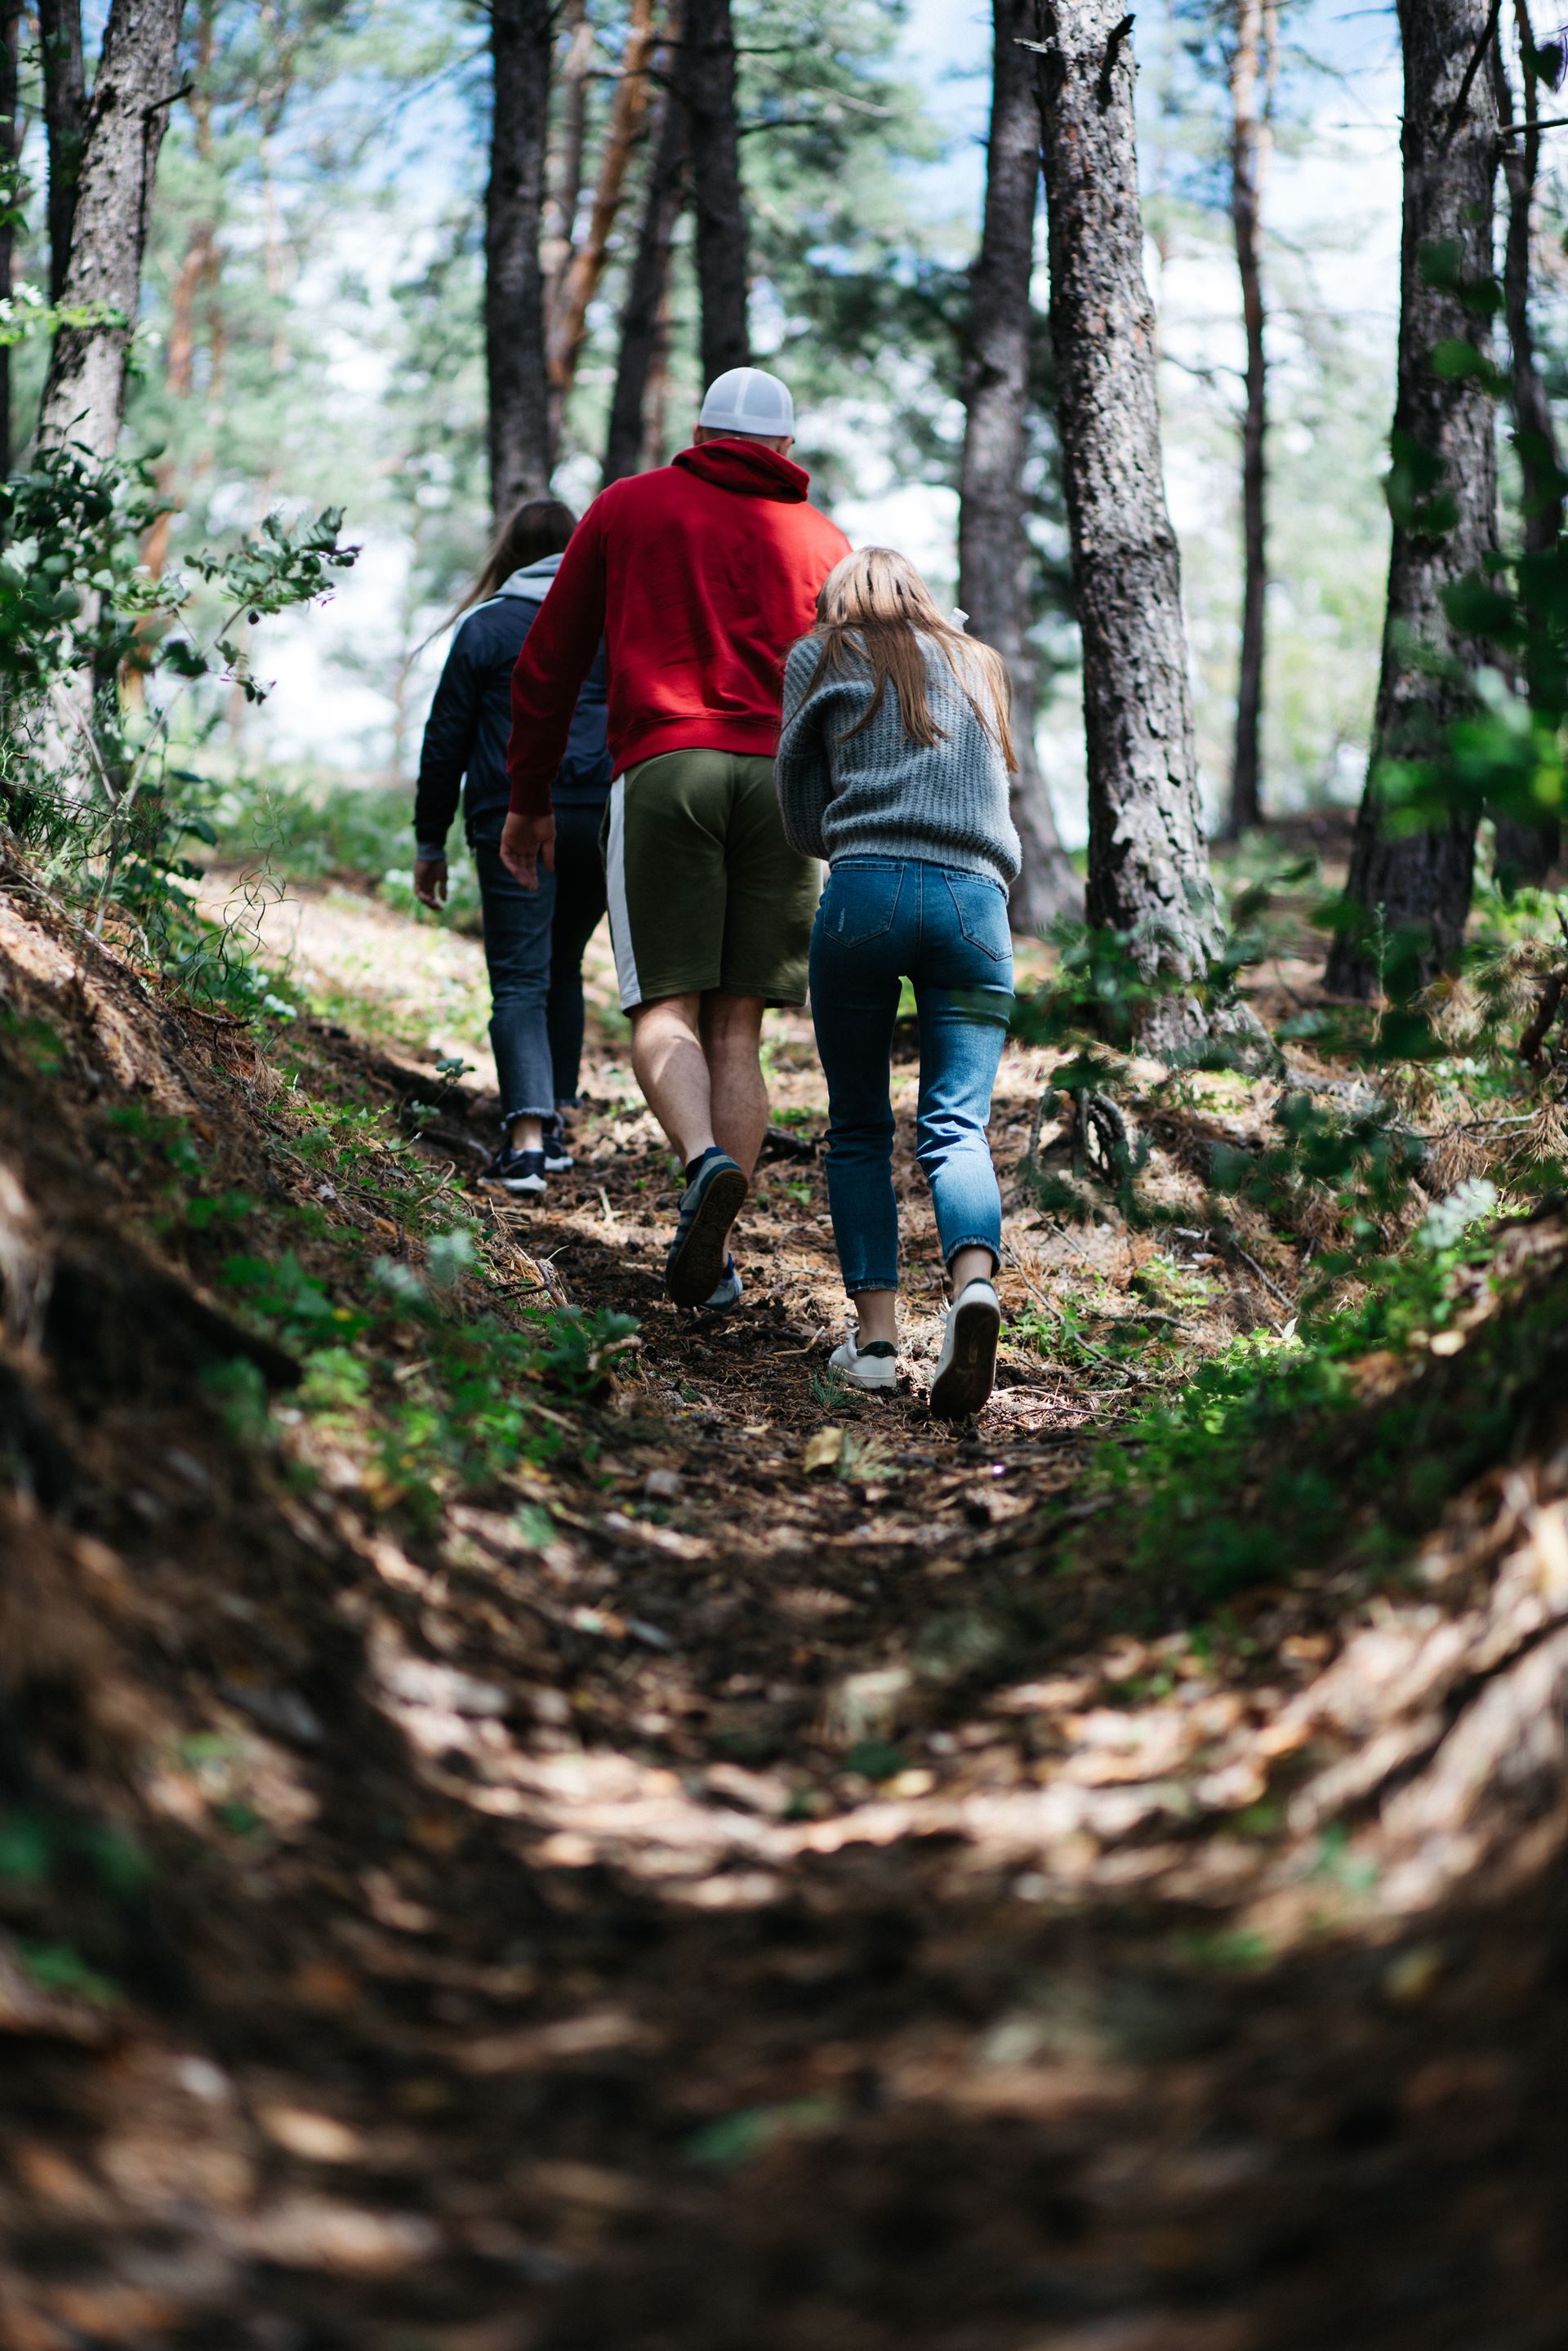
604, 775, 642, 1011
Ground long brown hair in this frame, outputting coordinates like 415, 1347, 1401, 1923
803, 547, 1017, 771
461, 496, 579, 613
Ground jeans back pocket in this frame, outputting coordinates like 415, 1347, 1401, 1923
822, 863, 904, 949
942, 870, 1011, 963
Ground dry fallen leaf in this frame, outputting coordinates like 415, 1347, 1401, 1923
803, 1427, 844, 1474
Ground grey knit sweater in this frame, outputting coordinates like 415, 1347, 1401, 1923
774, 631, 1022, 886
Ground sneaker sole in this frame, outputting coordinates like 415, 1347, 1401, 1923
666, 1165, 749, 1307
476, 1174, 547, 1197
929, 1296, 1000, 1418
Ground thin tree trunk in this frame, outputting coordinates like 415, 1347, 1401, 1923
1031, 0, 1223, 1034
38, 0, 87, 304
486, 0, 553, 523
0, 2, 19, 479
679, 0, 747, 383
543, 0, 591, 318
38, 0, 186, 462
1225, 0, 1274, 838
960, 0, 1077, 933
1325, 0, 1499, 998
546, 0, 656, 437
1491, 2, 1561, 887
603, 14, 687, 485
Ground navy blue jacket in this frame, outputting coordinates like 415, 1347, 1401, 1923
413, 556, 612, 853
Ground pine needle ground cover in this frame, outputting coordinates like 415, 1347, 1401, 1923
1, 845, 1566, 2346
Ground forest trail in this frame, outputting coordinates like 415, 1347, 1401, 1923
2, 868, 1566, 2349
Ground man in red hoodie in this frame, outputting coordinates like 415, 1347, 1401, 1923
501, 367, 849, 1311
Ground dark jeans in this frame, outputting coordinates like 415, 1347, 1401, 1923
474, 807, 608, 1125
475, 843, 555, 1124
546, 800, 609, 1107
809, 857, 1013, 1294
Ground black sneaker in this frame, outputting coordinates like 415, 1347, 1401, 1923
542, 1117, 573, 1173
665, 1150, 748, 1307
477, 1147, 547, 1197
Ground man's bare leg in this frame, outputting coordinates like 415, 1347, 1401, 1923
631, 991, 767, 1304
698, 991, 768, 1174
630, 991, 768, 1175
630, 993, 715, 1166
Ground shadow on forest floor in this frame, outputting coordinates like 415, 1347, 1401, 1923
0, 861, 1565, 2349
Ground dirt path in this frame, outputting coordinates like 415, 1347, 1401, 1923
3, 871, 1567, 2349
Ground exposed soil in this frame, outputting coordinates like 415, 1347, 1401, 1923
1, 864, 1566, 2351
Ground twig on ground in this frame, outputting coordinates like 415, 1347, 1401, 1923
760, 1328, 826, 1360
1519, 963, 1568, 1066
1210, 1228, 1294, 1311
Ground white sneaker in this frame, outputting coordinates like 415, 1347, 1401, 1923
929, 1278, 1000, 1418
828, 1332, 898, 1392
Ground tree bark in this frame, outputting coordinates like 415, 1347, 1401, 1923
486, 0, 553, 523
37, 0, 185, 463
1491, 2, 1561, 888
546, 0, 656, 438
679, 0, 748, 384
1031, 1, 1223, 1009
959, 0, 1078, 935
1225, 0, 1275, 838
0, 2, 20, 479
603, 13, 688, 486
542, 0, 591, 321
1325, 0, 1499, 998
38, 0, 87, 305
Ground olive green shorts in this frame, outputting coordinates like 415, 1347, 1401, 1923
602, 749, 821, 1013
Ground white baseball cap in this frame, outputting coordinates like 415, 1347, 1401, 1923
697, 366, 795, 438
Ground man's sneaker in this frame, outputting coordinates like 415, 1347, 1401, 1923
701, 1256, 744, 1314
476, 1147, 547, 1198
929, 1277, 1000, 1418
666, 1149, 748, 1307
828, 1333, 898, 1392
542, 1117, 573, 1173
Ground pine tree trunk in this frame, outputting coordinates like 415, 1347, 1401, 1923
0, 3, 19, 478
1031, 2, 1223, 1009
1226, 0, 1273, 839
486, 0, 553, 523
679, 0, 748, 384
1325, 0, 1499, 999
960, 0, 1078, 935
38, 0, 87, 305
543, 0, 591, 319
603, 17, 688, 486
37, 0, 185, 462
1491, 3, 1561, 888
546, 0, 657, 437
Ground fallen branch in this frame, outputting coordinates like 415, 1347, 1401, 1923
1519, 960, 1568, 1066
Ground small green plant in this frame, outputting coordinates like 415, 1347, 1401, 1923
808, 1362, 862, 1414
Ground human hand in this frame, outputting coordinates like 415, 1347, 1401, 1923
500, 811, 556, 890
413, 857, 448, 910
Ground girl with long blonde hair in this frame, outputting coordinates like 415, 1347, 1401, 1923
775, 547, 1022, 1418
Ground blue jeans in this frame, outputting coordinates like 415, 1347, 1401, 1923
475, 844, 556, 1124
809, 858, 1014, 1295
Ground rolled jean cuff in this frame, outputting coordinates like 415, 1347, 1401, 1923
845, 1274, 899, 1296
500, 1103, 555, 1126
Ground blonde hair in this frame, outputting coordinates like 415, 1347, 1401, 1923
803, 546, 1017, 771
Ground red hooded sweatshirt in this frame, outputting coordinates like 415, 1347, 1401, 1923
506, 440, 850, 818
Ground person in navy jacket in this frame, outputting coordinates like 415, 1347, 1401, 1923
413, 500, 612, 1196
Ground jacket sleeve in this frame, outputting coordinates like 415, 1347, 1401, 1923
413, 623, 481, 850
773, 639, 835, 860
507, 502, 610, 818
